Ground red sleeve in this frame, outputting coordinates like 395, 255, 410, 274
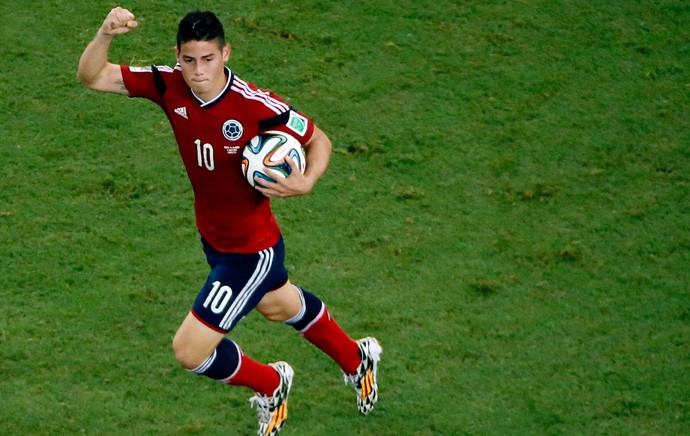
120, 65, 164, 105
285, 108, 315, 144
259, 105, 315, 145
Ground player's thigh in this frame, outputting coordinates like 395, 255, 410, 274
193, 245, 288, 333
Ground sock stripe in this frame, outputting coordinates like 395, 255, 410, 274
220, 341, 243, 383
284, 286, 306, 325
299, 303, 326, 334
189, 349, 217, 375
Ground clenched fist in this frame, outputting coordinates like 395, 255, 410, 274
100, 6, 138, 37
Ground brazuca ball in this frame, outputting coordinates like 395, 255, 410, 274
241, 130, 306, 188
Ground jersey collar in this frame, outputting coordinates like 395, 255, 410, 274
191, 67, 233, 108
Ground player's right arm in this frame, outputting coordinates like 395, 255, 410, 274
77, 7, 138, 94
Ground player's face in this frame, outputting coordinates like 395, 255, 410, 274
176, 40, 231, 101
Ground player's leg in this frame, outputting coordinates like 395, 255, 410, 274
174, 238, 295, 434
173, 314, 292, 436
172, 312, 281, 395
256, 282, 382, 414
257, 282, 361, 373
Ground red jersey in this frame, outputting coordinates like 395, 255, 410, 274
121, 65, 314, 253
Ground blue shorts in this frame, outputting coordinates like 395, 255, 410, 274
191, 237, 288, 333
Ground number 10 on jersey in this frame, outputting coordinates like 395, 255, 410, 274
195, 139, 215, 171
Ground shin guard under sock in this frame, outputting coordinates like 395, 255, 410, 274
189, 338, 279, 395
285, 288, 361, 374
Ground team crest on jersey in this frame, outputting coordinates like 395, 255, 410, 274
222, 119, 243, 141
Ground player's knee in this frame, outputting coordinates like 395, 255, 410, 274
172, 334, 203, 369
261, 308, 287, 322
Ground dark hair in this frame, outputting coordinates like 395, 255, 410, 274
177, 11, 226, 49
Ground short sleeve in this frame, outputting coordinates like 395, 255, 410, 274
120, 65, 164, 105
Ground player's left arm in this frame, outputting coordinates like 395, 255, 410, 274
257, 125, 332, 198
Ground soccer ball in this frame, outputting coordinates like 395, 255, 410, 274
241, 130, 306, 188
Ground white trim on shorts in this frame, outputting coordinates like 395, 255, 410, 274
218, 247, 274, 331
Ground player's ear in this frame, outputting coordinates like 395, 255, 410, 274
223, 43, 231, 62
174, 46, 180, 62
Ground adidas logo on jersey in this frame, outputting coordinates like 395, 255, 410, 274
174, 107, 188, 119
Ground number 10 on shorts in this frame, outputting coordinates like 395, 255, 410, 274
203, 280, 233, 314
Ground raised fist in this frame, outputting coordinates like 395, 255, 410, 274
100, 6, 138, 37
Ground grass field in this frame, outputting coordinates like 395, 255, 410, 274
1, 0, 689, 434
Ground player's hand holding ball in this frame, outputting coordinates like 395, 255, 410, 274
241, 131, 309, 198
258, 153, 312, 198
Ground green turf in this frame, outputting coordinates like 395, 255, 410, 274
1, 0, 689, 434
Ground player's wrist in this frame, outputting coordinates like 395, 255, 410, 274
97, 26, 117, 40
300, 175, 317, 195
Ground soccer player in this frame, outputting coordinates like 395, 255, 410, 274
77, 7, 381, 435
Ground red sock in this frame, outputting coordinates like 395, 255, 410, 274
226, 354, 280, 396
302, 309, 361, 374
